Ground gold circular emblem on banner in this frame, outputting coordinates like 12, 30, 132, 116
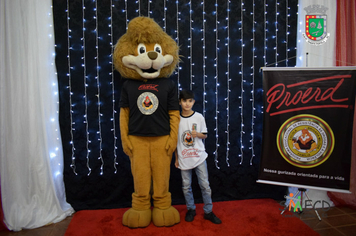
276, 114, 334, 168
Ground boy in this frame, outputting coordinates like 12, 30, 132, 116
175, 90, 221, 224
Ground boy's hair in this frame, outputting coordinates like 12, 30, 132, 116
179, 90, 195, 100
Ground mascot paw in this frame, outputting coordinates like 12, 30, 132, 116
152, 206, 180, 227
122, 208, 152, 228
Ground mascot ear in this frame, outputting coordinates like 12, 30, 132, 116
163, 55, 174, 68
113, 36, 139, 79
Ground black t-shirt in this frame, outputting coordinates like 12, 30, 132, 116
119, 78, 179, 136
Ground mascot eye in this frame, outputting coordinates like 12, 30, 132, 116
138, 43, 146, 54
154, 44, 162, 54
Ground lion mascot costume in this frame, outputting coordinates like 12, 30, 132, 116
113, 17, 180, 228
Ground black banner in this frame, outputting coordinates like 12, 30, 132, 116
258, 67, 356, 192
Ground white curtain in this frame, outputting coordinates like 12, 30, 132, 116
287, 0, 337, 208
0, 0, 74, 231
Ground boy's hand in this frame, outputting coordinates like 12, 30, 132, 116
175, 158, 179, 168
192, 123, 198, 138
191, 130, 197, 138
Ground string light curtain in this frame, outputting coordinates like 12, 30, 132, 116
53, 0, 298, 210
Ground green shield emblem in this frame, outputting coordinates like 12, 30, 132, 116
306, 15, 327, 41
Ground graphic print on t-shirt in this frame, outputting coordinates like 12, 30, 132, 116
182, 130, 195, 148
181, 130, 199, 158
137, 92, 159, 115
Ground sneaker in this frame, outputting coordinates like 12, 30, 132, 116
185, 209, 196, 222
204, 212, 222, 224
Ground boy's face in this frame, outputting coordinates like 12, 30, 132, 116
179, 98, 195, 112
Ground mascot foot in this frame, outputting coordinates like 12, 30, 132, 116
152, 206, 180, 227
122, 208, 151, 228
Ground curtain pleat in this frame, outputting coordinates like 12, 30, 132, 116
327, 0, 356, 208
335, 0, 356, 66
0, 0, 73, 231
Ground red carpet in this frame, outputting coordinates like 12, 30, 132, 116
65, 199, 318, 236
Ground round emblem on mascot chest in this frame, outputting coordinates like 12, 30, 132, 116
137, 92, 159, 115
276, 114, 334, 168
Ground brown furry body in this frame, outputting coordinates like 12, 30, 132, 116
114, 17, 180, 228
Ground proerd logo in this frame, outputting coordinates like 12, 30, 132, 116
276, 114, 334, 168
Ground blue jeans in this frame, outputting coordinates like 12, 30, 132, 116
181, 160, 213, 214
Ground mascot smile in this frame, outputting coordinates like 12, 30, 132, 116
113, 16, 180, 228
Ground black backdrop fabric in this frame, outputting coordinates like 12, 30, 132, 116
53, 0, 297, 210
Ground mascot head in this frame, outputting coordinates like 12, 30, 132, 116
113, 17, 179, 80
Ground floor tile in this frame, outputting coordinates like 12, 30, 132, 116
337, 207, 356, 214
315, 227, 344, 236
299, 209, 324, 220
0, 216, 72, 236
322, 214, 356, 227
320, 207, 346, 217
336, 224, 356, 236
348, 212, 356, 218
302, 218, 332, 230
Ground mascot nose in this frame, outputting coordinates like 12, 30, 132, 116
147, 51, 158, 60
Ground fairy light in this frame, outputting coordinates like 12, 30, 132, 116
239, 1, 245, 165
264, 1, 267, 66
148, 0, 152, 16
125, 0, 128, 27
94, 1, 104, 175
49, 4, 63, 179
189, 0, 193, 89
213, 0, 220, 169
249, 0, 255, 165
67, 0, 77, 175
286, 1, 290, 66
176, 1, 180, 87
110, 0, 118, 173
82, 0, 92, 176
225, 1, 231, 167
202, 0, 207, 116
275, 2, 279, 66
163, 0, 167, 31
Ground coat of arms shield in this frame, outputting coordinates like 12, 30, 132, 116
305, 15, 327, 41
